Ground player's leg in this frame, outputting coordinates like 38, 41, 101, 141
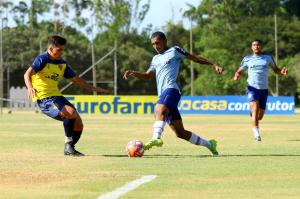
168, 112, 218, 155
58, 97, 85, 156
258, 89, 268, 121
144, 88, 182, 150
258, 108, 265, 120
36, 96, 83, 156
250, 100, 261, 141
247, 85, 262, 141
144, 104, 168, 150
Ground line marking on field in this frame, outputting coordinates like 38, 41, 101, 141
97, 175, 157, 199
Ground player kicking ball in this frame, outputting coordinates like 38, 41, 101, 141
123, 31, 223, 155
24, 35, 107, 156
233, 39, 288, 141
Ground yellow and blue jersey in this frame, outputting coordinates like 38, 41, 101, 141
31, 52, 76, 101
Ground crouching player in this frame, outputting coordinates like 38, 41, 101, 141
24, 35, 107, 156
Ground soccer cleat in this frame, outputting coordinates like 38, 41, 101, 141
144, 138, 163, 150
64, 142, 85, 156
208, 139, 219, 156
255, 136, 262, 141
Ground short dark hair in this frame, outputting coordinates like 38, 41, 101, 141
48, 35, 67, 46
252, 39, 262, 45
151, 31, 167, 40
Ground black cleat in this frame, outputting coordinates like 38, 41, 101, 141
73, 149, 85, 156
64, 142, 85, 156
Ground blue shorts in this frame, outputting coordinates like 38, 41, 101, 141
37, 96, 75, 121
246, 85, 268, 110
157, 88, 182, 124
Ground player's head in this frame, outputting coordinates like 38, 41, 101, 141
47, 35, 67, 60
251, 39, 262, 55
150, 31, 167, 53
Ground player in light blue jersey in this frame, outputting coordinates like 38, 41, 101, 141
234, 39, 288, 141
123, 31, 223, 155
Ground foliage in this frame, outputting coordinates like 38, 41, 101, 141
0, 0, 300, 99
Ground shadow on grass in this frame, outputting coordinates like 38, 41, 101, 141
98, 154, 300, 158
288, 139, 300, 142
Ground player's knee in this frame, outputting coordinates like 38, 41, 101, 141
155, 106, 168, 117
63, 106, 78, 119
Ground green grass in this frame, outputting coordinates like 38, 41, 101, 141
0, 111, 300, 199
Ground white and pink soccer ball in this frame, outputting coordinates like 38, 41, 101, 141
126, 140, 144, 157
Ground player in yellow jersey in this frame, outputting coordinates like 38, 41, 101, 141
24, 35, 107, 156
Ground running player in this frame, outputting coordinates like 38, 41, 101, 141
233, 39, 288, 141
24, 35, 107, 156
123, 31, 223, 155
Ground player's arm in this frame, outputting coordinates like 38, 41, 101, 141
123, 69, 154, 80
270, 55, 288, 75
70, 76, 108, 93
186, 53, 224, 74
24, 67, 38, 99
271, 65, 288, 75
233, 67, 244, 80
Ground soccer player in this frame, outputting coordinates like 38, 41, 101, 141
123, 31, 223, 155
24, 35, 107, 156
233, 39, 288, 141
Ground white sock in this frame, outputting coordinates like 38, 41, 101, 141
189, 133, 211, 148
252, 126, 260, 138
65, 136, 73, 143
152, 121, 166, 139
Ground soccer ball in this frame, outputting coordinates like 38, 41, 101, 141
126, 140, 144, 157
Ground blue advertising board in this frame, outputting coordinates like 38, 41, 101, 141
179, 96, 295, 114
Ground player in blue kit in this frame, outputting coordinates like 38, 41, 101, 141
234, 39, 288, 141
123, 31, 223, 155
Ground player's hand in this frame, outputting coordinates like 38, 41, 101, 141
233, 72, 241, 80
123, 70, 135, 80
280, 67, 288, 75
27, 87, 37, 99
214, 64, 224, 74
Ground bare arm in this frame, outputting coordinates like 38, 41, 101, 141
186, 54, 224, 74
70, 76, 108, 93
123, 69, 154, 80
24, 67, 37, 99
233, 68, 244, 80
271, 65, 288, 75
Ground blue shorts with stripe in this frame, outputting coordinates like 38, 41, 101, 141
157, 88, 182, 124
37, 96, 75, 120
246, 85, 268, 110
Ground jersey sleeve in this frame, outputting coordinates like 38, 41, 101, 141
239, 56, 248, 70
268, 55, 276, 67
63, 64, 76, 79
31, 54, 48, 72
148, 57, 156, 72
174, 46, 189, 59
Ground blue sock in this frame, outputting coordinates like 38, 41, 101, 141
63, 119, 75, 138
72, 130, 82, 145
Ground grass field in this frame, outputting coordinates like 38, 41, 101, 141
0, 111, 300, 199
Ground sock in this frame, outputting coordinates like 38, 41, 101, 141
252, 126, 260, 138
63, 119, 75, 137
152, 121, 166, 139
189, 133, 211, 148
65, 136, 73, 143
72, 130, 82, 145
